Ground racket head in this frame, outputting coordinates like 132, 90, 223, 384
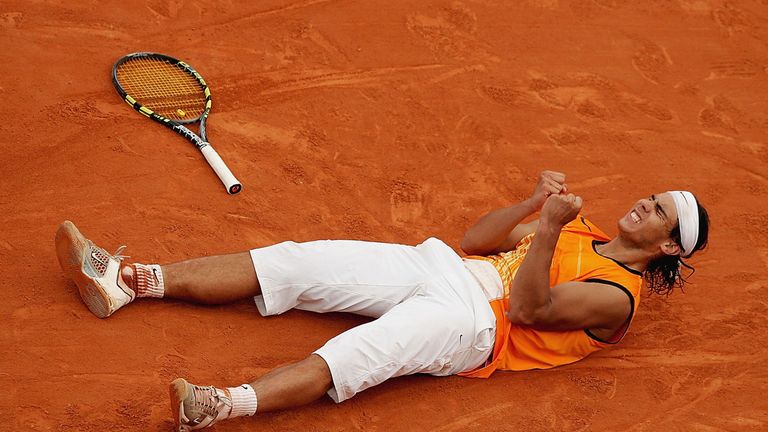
112, 52, 211, 125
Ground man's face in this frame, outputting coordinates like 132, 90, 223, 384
618, 192, 680, 253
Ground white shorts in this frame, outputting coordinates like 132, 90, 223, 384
249, 237, 497, 403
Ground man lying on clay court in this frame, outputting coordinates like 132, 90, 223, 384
55, 171, 709, 431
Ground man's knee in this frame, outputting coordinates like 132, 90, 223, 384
304, 354, 333, 390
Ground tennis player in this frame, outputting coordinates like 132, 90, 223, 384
55, 171, 709, 431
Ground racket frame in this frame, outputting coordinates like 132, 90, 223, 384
111, 52, 241, 194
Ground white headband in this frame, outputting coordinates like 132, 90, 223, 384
668, 191, 699, 258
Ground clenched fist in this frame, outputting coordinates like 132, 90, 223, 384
528, 170, 568, 211
541, 193, 583, 228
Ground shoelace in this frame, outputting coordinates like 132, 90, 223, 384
89, 244, 130, 264
88, 244, 131, 277
190, 385, 220, 418
113, 245, 129, 261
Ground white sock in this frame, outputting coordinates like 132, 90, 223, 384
227, 384, 258, 417
132, 263, 165, 298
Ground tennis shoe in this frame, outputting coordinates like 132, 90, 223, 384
55, 220, 135, 318
170, 378, 233, 431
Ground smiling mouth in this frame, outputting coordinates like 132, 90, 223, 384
630, 210, 641, 223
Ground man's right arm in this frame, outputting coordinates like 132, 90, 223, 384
461, 171, 567, 256
460, 201, 537, 255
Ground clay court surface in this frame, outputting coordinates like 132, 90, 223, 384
3, 0, 768, 430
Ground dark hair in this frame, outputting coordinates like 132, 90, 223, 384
644, 199, 709, 295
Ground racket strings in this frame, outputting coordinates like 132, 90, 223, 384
116, 57, 207, 120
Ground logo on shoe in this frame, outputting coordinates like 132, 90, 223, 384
88, 249, 109, 276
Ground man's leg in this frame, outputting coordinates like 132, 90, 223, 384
249, 354, 332, 411
171, 283, 481, 430
56, 221, 334, 427
56, 221, 262, 317
170, 285, 483, 430
171, 354, 333, 429
122, 252, 260, 305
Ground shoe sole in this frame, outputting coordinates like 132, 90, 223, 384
170, 378, 190, 431
55, 221, 112, 318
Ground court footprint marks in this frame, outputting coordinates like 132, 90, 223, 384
742, 212, 768, 270
542, 125, 592, 151
388, 179, 425, 224
476, 71, 678, 163
567, 174, 626, 191
155, 353, 192, 382
280, 159, 310, 185
0, 12, 22, 29
480, 85, 531, 109
712, 1, 752, 36
707, 59, 766, 80
698, 106, 737, 135
341, 213, 373, 237
523, 0, 559, 10
43, 96, 124, 126
484, 71, 678, 130
481, 71, 676, 125
629, 376, 725, 431
686, 89, 761, 158
146, 0, 185, 19
290, 22, 351, 64
529, 74, 610, 120
702, 307, 768, 353
406, 2, 496, 62
568, 371, 617, 399
453, 115, 504, 162
697, 95, 748, 136
480, 73, 611, 120
618, 92, 675, 121
630, 37, 673, 85
540, 124, 613, 166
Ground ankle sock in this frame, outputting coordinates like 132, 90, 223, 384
227, 384, 258, 417
131, 263, 165, 298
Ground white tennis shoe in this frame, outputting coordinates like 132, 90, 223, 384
170, 378, 233, 431
55, 221, 135, 318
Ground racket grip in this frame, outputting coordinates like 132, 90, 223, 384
200, 145, 242, 195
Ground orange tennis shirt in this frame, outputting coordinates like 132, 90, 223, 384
460, 216, 642, 378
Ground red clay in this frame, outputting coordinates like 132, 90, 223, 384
3, 1, 768, 430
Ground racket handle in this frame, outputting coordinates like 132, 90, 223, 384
200, 145, 242, 195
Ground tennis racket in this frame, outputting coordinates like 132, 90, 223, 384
111, 52, 242, 195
